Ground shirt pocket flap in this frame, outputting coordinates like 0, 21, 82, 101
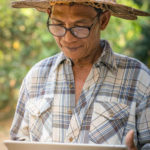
26, 97, 53, 117
94, 101, 129, 120
89, 101, 129, 144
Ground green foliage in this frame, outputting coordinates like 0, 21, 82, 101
0, 0, 59, 119
125, 0, 150, 67
0, 0, 150, 119
102, 0, 150, 58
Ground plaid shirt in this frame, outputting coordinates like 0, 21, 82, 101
10, 40, 150, 149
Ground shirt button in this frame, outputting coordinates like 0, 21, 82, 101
69, 84, 73, 88
69, 137, 73, 142
37, 111, 40, 116
109, 114, 114, 117
66, 59, 71, 64
68, 110, 72, 114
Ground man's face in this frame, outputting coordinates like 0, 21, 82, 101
50, 4, 101, 61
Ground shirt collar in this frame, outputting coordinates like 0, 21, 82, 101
52, 52, 66, 72
52, 52, 73, 72
95, 40, 117, 72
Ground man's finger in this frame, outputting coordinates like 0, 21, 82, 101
125, 130, 137, 150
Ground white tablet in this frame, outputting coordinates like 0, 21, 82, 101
4, 140, 127, 150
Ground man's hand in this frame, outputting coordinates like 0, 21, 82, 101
125, 130, 137, 150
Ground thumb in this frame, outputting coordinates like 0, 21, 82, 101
125, 130, 137, 150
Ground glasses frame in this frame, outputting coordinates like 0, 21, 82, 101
47, 13, 101, 39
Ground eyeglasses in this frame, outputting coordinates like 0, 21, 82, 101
47, 14, 100, 39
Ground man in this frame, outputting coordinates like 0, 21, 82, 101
10, 0, 150, 150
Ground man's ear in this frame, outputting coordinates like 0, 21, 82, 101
99, 10, 111, 30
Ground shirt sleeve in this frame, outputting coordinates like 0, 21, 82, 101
137, 85, 150, 149
10, 77, 30, 141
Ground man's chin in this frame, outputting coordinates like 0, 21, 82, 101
63, 51, 83, 61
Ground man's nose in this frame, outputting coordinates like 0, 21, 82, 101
64, 28, 77, 42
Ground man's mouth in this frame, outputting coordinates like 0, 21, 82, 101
65, 46, 82, 51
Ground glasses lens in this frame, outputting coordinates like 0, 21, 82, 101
72, 27, 89, 38
48, 25, 65, 37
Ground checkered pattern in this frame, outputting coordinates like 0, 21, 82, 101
10, 40, 150, 149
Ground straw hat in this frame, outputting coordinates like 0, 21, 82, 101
11, 0, 150, 20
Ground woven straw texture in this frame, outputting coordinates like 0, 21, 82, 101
11, 0, 150, 20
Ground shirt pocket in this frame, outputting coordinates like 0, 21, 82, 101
89, 101, 129, 144
26, 97, 53, 141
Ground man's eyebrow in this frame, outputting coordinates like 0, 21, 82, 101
75, 19, 91, 23
51, 18, 63, 23
51, 18, 91, 24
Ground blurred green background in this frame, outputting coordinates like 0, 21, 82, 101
0, 0, 150, 121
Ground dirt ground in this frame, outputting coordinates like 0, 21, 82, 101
0, 118, 12, 150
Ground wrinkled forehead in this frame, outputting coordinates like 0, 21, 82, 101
51, 4, 97, 20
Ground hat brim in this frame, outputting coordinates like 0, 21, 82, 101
11, 0, 150, 20
11, 0, 50, 12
